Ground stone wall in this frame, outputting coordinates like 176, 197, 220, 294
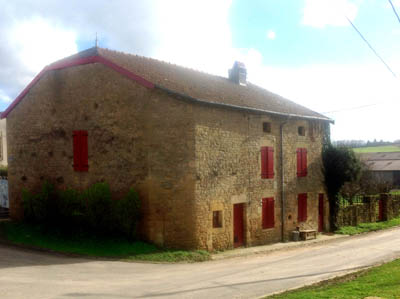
6, 63, 197, 249
6, 61, 329, 250
337, 194, 400, 227
194, 107, 328, 250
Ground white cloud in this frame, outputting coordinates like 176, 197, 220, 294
11, 18, 77, 74
302, 0, 359, 28
153, 0, 233, 76
267, 30, 276, 40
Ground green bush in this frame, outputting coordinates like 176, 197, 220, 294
82, 182, 116, 235
22, 181, 56, 224
0, 166, 7, 177
21, 181, 141, 240
57, 188, 86, 230
22, 182, 140, 239
116, 188, 141, 239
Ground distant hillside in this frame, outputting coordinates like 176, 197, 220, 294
353, 145, 400, 153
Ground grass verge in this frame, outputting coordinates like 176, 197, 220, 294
352, 145, 400, 153
0, 221, 210, 263
335, 217, 400, 235
268, 258, 400, 298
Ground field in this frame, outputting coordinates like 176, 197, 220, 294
352, 145, 400, 153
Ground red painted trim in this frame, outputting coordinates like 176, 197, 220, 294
1, 55, 155, 119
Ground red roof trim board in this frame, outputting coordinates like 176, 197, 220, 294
1, 55, 155, 119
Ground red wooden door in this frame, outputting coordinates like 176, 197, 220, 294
233, 204, 244, 247
318, 194, 324, 232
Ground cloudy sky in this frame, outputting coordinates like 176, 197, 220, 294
0, 0, 399, 141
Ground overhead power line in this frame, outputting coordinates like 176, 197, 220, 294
346, 16, 397, 78
388, 0, 400, 24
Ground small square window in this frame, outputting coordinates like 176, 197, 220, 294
213, 211, 223, 228
263, 122, 271, 133
298, 126, 305, 136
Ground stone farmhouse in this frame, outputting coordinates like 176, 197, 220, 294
2, 47, 333, 250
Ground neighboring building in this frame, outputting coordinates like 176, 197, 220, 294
0, 117, 7, 167
2, 47, 333, 250
362, 152, 400, 188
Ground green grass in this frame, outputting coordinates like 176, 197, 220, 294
268, 258, 400, 298
0, 222, 210, 263
352, 145, 400, 153
335, 217, 400, 235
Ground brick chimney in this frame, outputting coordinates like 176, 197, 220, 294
229, 61, 247, 86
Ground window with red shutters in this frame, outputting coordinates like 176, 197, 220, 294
261, 146, 274, 179
298, 193, 307, 222
73, 130, 88, 172
262, 197, 275, 229
296, 148, 307, 177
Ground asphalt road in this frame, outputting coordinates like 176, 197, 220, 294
1, 228, 400, 299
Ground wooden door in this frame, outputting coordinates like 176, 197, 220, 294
233, 204, 244, 247
318, 194, 324, 232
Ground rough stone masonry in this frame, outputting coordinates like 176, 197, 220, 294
3, 47, 332, 250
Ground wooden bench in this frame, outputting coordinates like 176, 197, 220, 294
299, 229, 317, 241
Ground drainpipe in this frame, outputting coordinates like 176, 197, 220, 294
280, 117, 290, 242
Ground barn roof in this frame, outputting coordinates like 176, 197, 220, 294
361, 151, 400, 171
2, 47, 333, 122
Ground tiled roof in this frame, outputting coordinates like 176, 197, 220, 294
98, 48, 332, 122
51, 47, 332, 122
4, 47, 332, 122
361, 151, 400, 171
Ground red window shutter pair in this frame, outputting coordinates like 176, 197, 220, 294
296, 148, 308, 177
262, 197, 275, 229
73, 130, 88, 172
298, 193, 307, 222
261, 147, 274, 179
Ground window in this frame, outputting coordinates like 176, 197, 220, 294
262, 197, 275, 229
213, 211, 222, 228
296, 148, 307, 177
263, 122, 271, 133
298, 126, 305, 136
261, 146, 274, 179
298, 193, 307, 222
73, 130, 88, 172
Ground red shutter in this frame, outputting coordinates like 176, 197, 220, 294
267, 198, 275, 228
298, 193, 307, 222
262, 198, 267, 228
81, 131, 88, 171
296, 149, 301, 177
73, 130, 88, 172
297, 148, 307, 177
267, 147, 274, 178
262, 197, 275, 229
73, 131, 81, 171
302, 149, 307, 176
261, 147, 267, 179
